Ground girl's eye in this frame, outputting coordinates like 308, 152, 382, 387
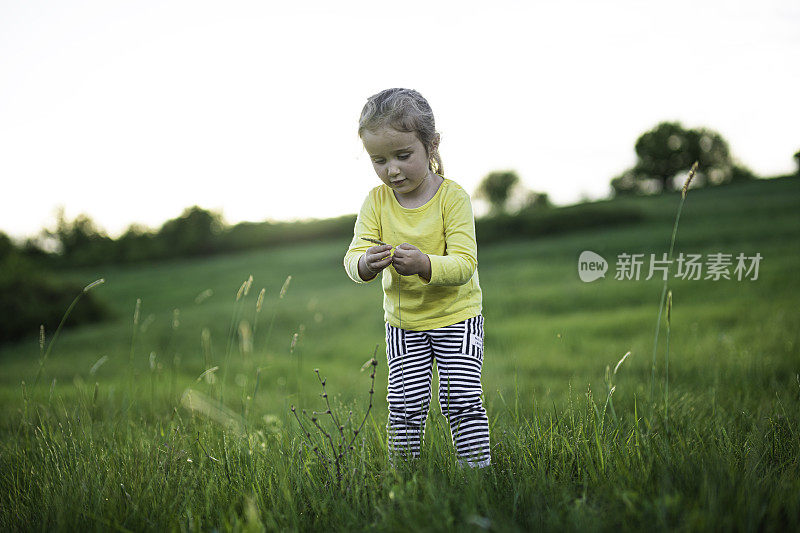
372, 153, 409, 164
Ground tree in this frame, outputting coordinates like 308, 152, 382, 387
157, 206, 224, 257
116, 223, 156, 263
46, 207, 113, 263
637, 122, 731, 191
522, 191, 552, 211
794, 149, 800, 175
613, 122, 751, 195
475, 171, 520, 215
611, 168, 650, 196
0, 232, 13, 260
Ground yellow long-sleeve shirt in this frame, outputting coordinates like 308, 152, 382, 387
343, 178, 482, 331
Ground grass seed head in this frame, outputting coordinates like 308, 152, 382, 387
90, 355, 109, 375
239, 321, 253, 354
195, 366, 219, 383
614, 351, 631, 375
667, 291, 673, 325
256, 288, 265, 312
194, 289, 213, 304
236, 280, 247, 301
681, 161, 699, 198
362, 236, 388, 246
83, 278, 105, 293
280, 276, 292, 299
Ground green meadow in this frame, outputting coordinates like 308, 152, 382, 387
1, 176, 799, 531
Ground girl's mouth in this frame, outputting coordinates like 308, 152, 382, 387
391, 179, 406, 186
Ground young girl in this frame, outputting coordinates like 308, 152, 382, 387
343, 88, 490, 468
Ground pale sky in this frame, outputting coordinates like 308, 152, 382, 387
1, 0, 798, 240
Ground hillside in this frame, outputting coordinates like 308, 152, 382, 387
1, 176, 798, 531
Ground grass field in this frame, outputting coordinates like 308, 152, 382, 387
1, 176, 799, 531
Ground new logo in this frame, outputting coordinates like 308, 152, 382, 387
578, 251, 608, 282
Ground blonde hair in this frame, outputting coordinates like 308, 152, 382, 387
358, 88, 443, 176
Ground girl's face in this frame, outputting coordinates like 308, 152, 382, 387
361, 126, 434, 197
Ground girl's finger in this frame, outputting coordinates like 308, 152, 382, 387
370, 253, 392, 263
370, 260, 390, 272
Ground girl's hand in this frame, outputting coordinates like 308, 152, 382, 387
359, 244, 393, 280
392, 243, 432, 281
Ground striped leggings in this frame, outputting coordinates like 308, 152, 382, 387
385, 315, 491, 467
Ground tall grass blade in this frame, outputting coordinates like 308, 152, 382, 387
649, 163, 697, 413
34, 279, 105, 386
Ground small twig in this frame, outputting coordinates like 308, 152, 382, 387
347, 353, 378, 451
288, 350, 379, 494
315, 369, 346, 456
291, 406, 330, 470
305, 409, 340, 488
195, 432, 219, 462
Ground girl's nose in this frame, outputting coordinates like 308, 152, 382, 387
387, 165, 400, 177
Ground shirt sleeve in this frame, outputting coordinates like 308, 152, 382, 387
421, 188, 478, 286
343, 190, 381, 284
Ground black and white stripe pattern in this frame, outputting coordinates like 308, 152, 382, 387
385, 315, 490, 467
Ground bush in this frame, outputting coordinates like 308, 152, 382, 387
476, 203, 644, 245
0, 244, 109, 345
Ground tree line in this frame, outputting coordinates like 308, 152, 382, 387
476, 121, 800, 216
10, 207, 357, 268
3, 120, 794, 344
8, 121, 796, 268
